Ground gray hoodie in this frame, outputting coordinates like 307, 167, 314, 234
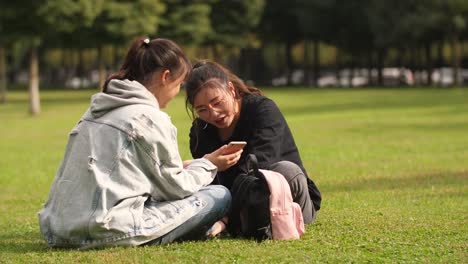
38, 79, 217, 249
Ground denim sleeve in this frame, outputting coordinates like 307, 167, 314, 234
131, 113, 217, 200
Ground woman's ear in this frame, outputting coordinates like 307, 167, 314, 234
228, 81, 236, 97
161, 69, 171, 85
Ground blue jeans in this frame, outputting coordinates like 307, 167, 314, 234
145, 185, 231, 245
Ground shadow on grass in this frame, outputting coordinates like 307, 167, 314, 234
0, 236, 49, 253
280, 97, 467, 116
5, 92, 93, 106
345, 121, 468, 133
324, 170, 468, 194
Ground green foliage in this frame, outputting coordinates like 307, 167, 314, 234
39, 0, 105, 32
103, 0, 165, 38
0, 88, 467, 262
366, 0, 468, 49
0, 0, 47, 46
4, 0, 166, 49
2, 0, 468, 55
159, 1, 212, 45
207, 0, 265, 47
259, 0, 301, 44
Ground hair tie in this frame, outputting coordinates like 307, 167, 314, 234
143, 38, 150, 45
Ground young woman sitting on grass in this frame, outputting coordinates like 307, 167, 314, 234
184, 60, 322, 235
38, 38, 243, 249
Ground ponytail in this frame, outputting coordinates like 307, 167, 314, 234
103, 37, 191, 93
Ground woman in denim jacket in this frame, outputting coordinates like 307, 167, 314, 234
38, 38, 242, 249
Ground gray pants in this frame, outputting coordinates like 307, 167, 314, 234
267, 161, 316, 224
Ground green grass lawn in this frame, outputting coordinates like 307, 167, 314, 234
0, 87, 467, 263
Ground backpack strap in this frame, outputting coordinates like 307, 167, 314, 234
261, 170, 292, 214
228, 154, 271, 239
260, 169, 305, 240
246, 154, 266, 182
228, 174, 256, 236
246, 154, 258, 174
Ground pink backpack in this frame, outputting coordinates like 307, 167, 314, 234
260, 169, 305, 240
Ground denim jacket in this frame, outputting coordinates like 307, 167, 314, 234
38, 79, 217, 249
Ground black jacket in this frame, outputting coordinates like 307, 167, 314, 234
190, 94, 321, 210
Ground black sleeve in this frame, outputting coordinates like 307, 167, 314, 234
189, 121, 204, 159
248, 98, 322, 211
189, 119, 218, 159
248, 98, 287, 168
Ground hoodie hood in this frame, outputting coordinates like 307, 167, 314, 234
90, 79, 159, 118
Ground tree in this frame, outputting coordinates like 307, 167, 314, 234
296, 0, 330, 86
39, 0, 105, 88
41, 0, 165, 89
208, 0, 265, 49
259, 0, 302, 85
300, 0, 374, 87
436, 0, 468, 86
366, 0, 410, 86
0, 17, 8, 103
205, 0, 265, 79
93, 0, 166, 88
394, 0, 446, 85
5, 0, 49, 114
0, 46, 5, 104
0, 3, 14, 103
158, 1, 212, 46
0, 1, 45, 107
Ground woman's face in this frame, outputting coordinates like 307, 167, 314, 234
193, 84, 238, 129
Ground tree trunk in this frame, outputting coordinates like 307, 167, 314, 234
98, 45, 106, 90
29, 46, 40, 115
409, 46, 416, 77
275, 44, 282, 81
348, 59, 354, 87
377, 49, 385, 86
367, 51, 373, 86
212, 45, 222, 63
303, 40, 310, 86
436, 42, 444, 86
437, 41, 444, 68
396, 48, 404, 68
285, 42, 293, 86
78, 49, 85, 88
335, 48, 341, 87
451, 33, 461, 87
460, 40, 465, 65
113, 45, 120, 70
0, 46, 7, 104
238, 48, 252, 82
312, 40, 320, 87
425, 43, 433, 86
418, 47, 424, 78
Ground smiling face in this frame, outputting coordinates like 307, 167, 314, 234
193, 82, 240, 129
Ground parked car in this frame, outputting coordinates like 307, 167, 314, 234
431, 67, 468, 86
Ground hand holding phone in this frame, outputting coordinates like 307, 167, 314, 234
204, 141, 246, 172
224, 141, 247, 154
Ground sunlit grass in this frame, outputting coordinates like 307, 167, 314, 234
0, 87, 467, 263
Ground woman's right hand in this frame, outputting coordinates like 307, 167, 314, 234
203, 145, 242, 172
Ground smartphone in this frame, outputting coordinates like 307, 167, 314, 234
225, 141, 247, 154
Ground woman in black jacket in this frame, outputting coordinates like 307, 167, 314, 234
185, 60, 321, 231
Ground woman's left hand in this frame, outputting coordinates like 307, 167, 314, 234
183, 160, 193, 168
203, 145, 242, 172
